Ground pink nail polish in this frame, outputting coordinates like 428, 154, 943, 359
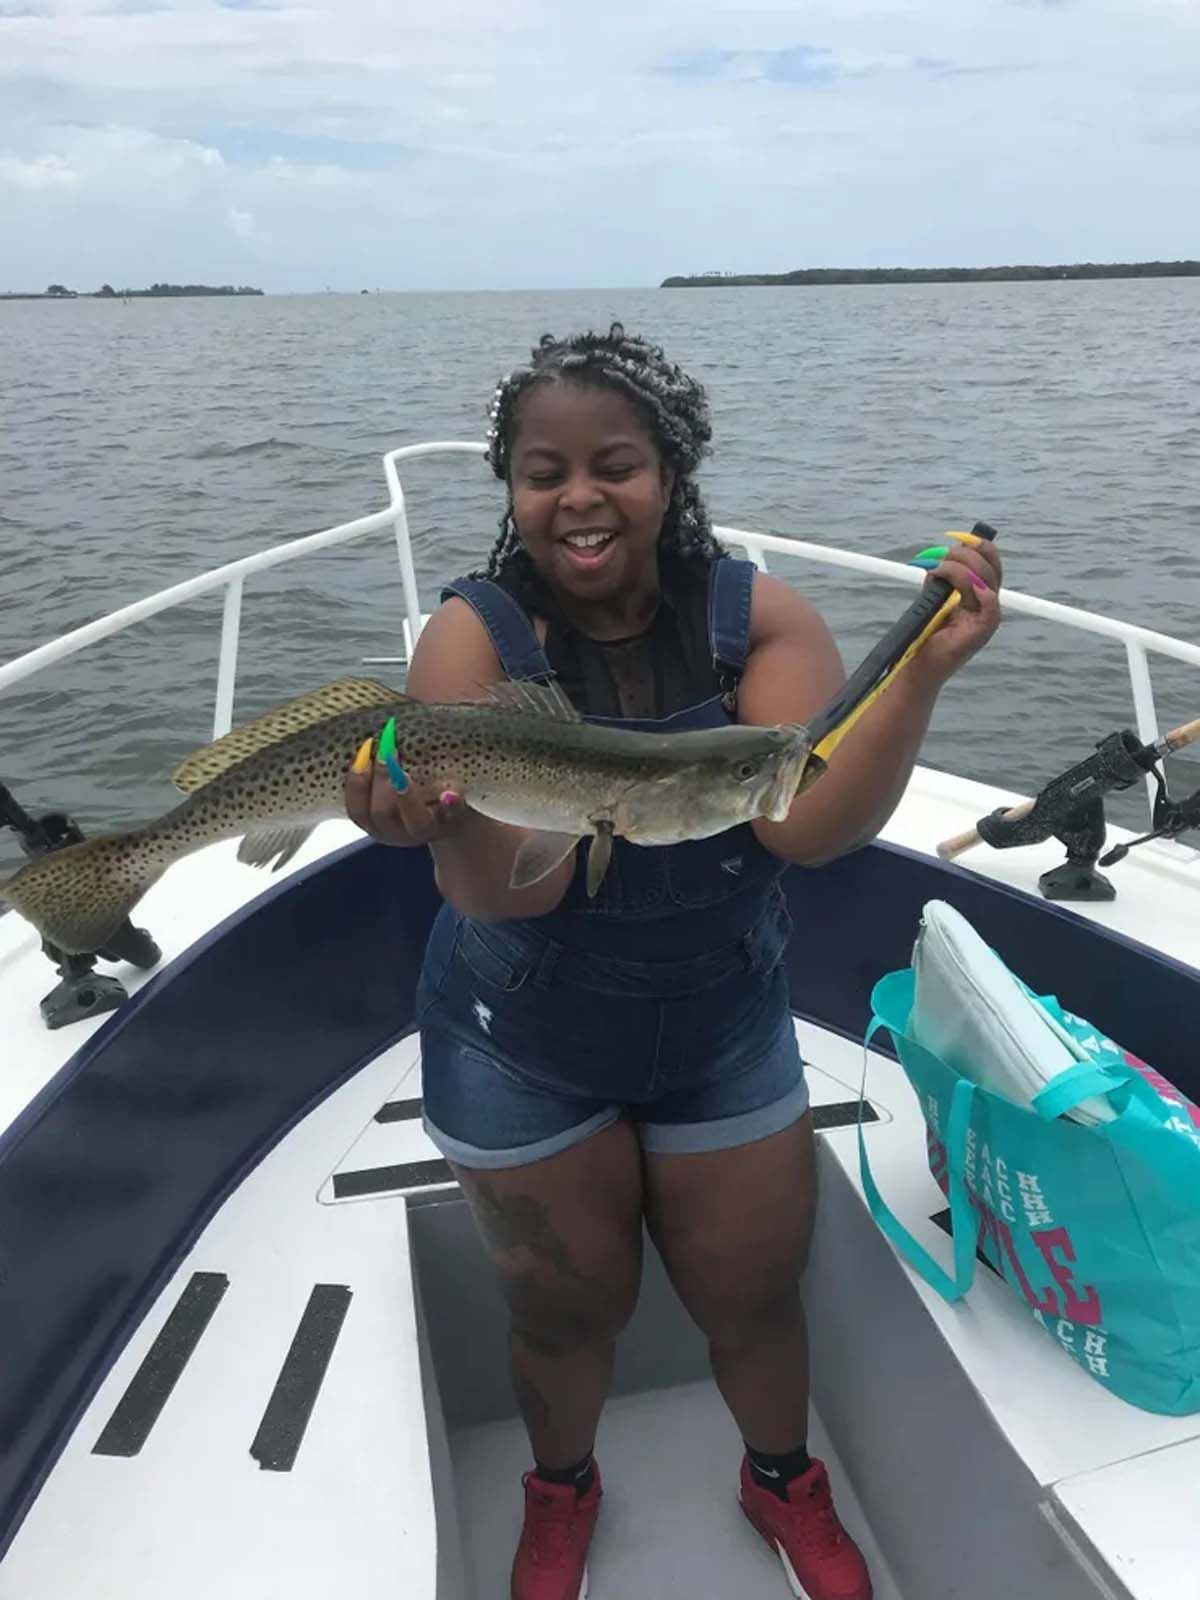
440, 790, 459, 808
968, 571, 990, 593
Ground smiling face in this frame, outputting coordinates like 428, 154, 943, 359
507, 378, 675, 609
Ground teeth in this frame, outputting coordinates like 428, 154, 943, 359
564, 532, 613, 550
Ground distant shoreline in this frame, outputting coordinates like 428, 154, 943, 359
662, 261, 1200, 288
1, 284, 264, 301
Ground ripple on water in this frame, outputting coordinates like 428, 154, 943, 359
1, 280, 1198, 873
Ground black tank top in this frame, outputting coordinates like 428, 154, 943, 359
493, 556, 726, 720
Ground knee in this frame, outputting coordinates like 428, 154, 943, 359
694, 1270, 803, 1350
506, 1269, 639, 1357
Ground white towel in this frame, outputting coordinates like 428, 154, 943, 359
910, 900, 1115, 1126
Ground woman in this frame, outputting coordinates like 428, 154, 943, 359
345, 326, 1001, 1600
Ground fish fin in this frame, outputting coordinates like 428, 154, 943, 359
509, 829, 582, 890
171, 678, 405, 794
2, 828, 170, 956
236, 824, 316, 872
586, 821, 614, 898
478, 678, 581, 723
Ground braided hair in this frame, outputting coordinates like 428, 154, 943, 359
475, 323, 726, 582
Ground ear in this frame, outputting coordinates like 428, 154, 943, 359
659, 462, 677, 501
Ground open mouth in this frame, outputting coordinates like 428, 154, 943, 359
767, 732, 818, 819
560, 529, 617, 569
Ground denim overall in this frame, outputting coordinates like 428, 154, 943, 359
416, 557, 809, 1168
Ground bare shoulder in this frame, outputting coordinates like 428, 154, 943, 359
739, 571, 844, 725
748, 571, 836, 651
406, 595, 506, 701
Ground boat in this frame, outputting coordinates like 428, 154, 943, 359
1, 441, 1198, 1600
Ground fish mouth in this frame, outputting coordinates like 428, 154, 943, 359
764, 730, 817, 820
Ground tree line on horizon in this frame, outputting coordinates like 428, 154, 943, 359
31, 282, 264, 298
663, 261, 1200, 287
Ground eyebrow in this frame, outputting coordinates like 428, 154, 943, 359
517, 438, 645, 463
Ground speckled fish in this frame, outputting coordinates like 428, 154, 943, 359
0, 677, 815, 955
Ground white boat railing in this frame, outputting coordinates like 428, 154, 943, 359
2, 441, 1198, 825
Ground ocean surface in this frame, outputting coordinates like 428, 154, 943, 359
1, 282, 1198, 875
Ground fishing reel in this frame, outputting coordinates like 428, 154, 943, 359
937, 721, 1200, 902
1100, 782, 1200, 867
0, 781, 161, 1030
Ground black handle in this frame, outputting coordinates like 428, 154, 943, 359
806, 521, 997, 752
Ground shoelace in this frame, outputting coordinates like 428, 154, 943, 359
790, 1473, 846, 1554
526, 1489, 582, 1567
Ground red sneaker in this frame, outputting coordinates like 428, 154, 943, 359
739, 1456, 872, 1600
510, 1466, 602, 1600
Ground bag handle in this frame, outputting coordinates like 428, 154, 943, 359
1032, 1057, 1172, 1123
859, 1018, 980, 1303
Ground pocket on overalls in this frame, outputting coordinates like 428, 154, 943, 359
456, 919, 536, 994
668, 890, 796, 1081
664, 825, 776, 909
744, 889, 795, 979
416, 903, 460, 1022
571, 836, 669, 918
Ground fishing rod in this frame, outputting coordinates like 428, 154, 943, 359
800, 521, 998, 786
935, 718, 1200, 900
1, 522, 996, 1026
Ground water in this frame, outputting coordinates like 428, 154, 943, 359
2, 283, 1198, 876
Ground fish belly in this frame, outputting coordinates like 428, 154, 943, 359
466, 785, 594, 837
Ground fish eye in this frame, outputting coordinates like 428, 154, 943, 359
736, 760, 758, 780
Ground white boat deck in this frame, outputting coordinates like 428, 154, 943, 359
0, 1040, 433, 1600
3, 760, 1200, 1598
0, 1013, 902, 1600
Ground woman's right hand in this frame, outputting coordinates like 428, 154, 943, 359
343, 739, 467, 847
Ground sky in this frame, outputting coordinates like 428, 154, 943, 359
1, 0, 1197, 293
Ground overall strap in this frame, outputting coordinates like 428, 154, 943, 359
441, 578, 554, 682
707, 556, 756, 677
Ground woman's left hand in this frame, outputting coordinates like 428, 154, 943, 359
912, 536, 1003, 684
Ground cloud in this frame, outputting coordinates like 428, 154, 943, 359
662, 47, 739, 79
763, 46, 840, 84
0, 0, 1198, 290
662, 44, 841, 85
0, 150, 77, 187
227, 204, 257, 238
204, 127, 420, 171
261, 154, 371, 187
912, 53, 1035, 77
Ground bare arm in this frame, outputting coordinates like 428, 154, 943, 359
343, 597, 573, 920
742, 544, 1002, 866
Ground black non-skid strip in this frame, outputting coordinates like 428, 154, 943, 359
812, 1100, 879, 1131
333, 1158, 455, 1198
374, 1097, 423, 1124
250, 1284, 352, 1472
93, 1271, 229, 1457
930, 1208, 1002, 1279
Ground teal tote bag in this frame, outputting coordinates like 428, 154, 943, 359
864, 966, 1200, 1415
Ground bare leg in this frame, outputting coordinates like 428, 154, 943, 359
452, 1119, 644, 1468
644, 1114, 816, 1452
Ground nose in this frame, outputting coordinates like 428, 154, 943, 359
557, 468, 606, 514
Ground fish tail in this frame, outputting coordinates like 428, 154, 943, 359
1, 827, 172, 955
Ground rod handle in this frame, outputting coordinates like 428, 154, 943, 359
936, 798, 1035, 861
1165, 717, 1200, 753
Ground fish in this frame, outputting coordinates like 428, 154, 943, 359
1, 676, 816, 956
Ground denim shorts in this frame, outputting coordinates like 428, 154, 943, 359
416, 891, 809, 1170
